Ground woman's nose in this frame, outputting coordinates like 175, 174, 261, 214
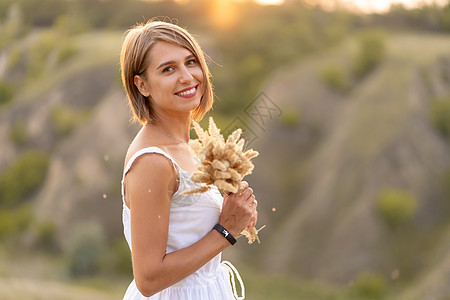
179, 65, 194, 83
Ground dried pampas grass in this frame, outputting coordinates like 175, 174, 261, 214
239, 225, 266, 244
183, 117, 262, 244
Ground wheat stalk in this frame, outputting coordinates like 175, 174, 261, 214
183, 117, 262, 244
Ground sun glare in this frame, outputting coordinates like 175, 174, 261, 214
210, 0, 237, 30
253, 0, 285, 5
307, 0, 449, 13
344, 0, 448, 13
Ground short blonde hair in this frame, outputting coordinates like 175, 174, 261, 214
120, 20, 213, 124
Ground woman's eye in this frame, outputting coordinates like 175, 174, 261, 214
187, 59, 197, 66
163, 66, 174, 73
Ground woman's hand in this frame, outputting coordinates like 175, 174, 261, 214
219, 181, 257, 237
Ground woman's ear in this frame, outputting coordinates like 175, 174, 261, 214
134, 75, 150, 97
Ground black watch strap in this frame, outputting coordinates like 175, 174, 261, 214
213, 223, 237, 245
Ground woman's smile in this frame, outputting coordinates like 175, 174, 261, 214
175, 84, 198, 98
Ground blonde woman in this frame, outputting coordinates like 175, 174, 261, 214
119, 20, 258, 299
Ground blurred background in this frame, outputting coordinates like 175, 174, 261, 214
0, 0, 450, 299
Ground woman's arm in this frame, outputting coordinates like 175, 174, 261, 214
124, 153, 256, 297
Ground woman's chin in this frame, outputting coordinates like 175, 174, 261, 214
171, 94, 202, 114
186, 97, 202, 111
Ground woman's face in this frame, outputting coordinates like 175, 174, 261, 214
135, 41, 204, 119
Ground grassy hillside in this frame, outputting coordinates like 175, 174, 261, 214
248, 32, 450, 299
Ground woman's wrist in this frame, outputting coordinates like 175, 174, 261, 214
213, 223, 237, 245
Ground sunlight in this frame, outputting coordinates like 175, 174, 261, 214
301, 0, 447, 13
320, 0, 448, 13
209, 0, 237, 30
254, 0, 285, 5
343, 0, 448, 13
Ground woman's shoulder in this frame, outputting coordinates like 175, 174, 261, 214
124, 144, 173, 172
124, 130, 171, 169
122, 144, 179, 208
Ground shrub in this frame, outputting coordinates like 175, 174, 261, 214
9, 117, 28, 146
0, 80, 15, 106
1, 4, 27, 49
50, 105, 90, 137
57, 41, 78, 65
430, 95, 450, 138
8, 46, 21, 69
320, 64, 350, 92
351, 271, 387, 299
352, 29, 387, 78
443, 168, 450, 205
35, 219, 59, 253
66, 221, 106, 278
0, 204, 33, 240
53, 14, 91, 36
0, 210, 14, 238
101, 238, 132, 276
376, 187, 418, 228
0, 150, 50, 207
111, 239, 132, 275
27, 31, 57, 80
280, 107, 301, 128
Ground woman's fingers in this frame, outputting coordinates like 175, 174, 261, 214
238, 181, 249, 195
222, 192, 228, 205
241, 181, 249, 189
241, 188, 254, 202
247, 211, 258, 229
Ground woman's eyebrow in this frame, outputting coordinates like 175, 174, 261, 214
156, 54, 195, 70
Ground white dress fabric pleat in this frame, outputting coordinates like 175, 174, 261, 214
121, 147, 244, 300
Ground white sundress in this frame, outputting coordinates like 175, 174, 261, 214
121, 147, 245, 300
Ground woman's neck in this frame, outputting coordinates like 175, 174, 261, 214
149, 114, 191, 144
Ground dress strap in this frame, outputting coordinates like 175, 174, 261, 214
123, 147, 180, 179
221, 261, 245, 300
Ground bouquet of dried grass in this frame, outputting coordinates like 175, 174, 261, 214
183, 117, 264, 244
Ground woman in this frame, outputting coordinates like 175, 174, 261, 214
119, 20, 258, 300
